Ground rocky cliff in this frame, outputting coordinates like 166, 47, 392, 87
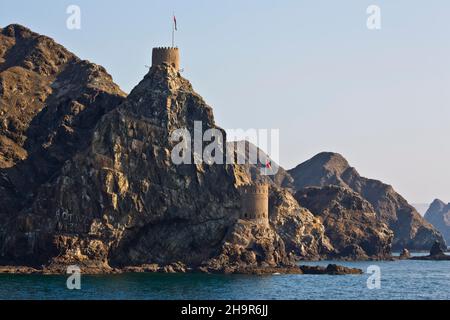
0, 25, 341, 273
294, 186, 393, 259
226, 141, 392, 259
288, 152, 445, 250
0, 24, 126, 225
424, 199, 450, 245
1, 55, 242, 271
4, 24, 438, 273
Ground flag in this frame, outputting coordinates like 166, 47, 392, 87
173, 15, 177, 31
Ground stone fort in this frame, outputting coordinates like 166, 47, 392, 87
240, 183, 269, 226
152, 47, 180, 71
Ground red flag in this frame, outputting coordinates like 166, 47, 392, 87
173, 15, 177, 31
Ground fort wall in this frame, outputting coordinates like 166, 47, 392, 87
240, 184, 269, 226
152, 47, 180, 71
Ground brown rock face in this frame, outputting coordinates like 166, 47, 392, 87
294, 186, 393, 259
2, 61, 243, 270
424, 199, 450, 245
399, 248, 411, 259
203, 220, 291, 273
410, 241, 450, 260
227, 141, 393, 260
6, 24, 435, 272
1, 25, 339, 272
288, 152, 445, 250
269, 187, 334, 259
0, 24, 126, 230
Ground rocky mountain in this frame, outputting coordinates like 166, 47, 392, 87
294, 186, 393, 259
3, 24, 440, 274
269, 187, 334, 260
0, 24, 126, 225
226, 142, 393, 259
424, 199, 450, 245
288, 152, 445, 250
0, 24, 340, 273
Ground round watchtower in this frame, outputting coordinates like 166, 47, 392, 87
152, 47, 180, 71
240, 183, 269, 226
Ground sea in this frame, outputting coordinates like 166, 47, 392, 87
0, 253, 449, 300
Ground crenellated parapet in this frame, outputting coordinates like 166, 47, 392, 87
241, 183, 269, 195
152, 47, 180, 71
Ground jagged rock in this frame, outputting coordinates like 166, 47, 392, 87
430, 241, 445, 256
218, 264, 362, 275
269, 187, 334, 259
288, 152, 446, 250
410, 241, 450, 261
2, 60, 244, 270
202, 220, 292, 273
299, 264, 362, 275
0, 24, 126, 257
225, 142, 395, 260
122, 264, 160, 273
225, 141, 334, 259
1, 24, 428, 274
399, 248, 411, 259
294, 186, 393, 260
0, 26, 344, 273
424, 199, 450, 245
0, 266, 41, 274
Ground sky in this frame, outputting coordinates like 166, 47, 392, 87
1, 0, 450, 203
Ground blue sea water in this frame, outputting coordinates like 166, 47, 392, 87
1, 254, 449, 300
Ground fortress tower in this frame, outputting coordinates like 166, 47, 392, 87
240, 184, 270, 226
152, 47, 180, 71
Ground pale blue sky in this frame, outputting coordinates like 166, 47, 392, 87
1, 0, 450, 203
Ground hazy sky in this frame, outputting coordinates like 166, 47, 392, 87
1, 0, 450, 203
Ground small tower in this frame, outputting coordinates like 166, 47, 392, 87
240, 183, 269, 226
152, 47, 180, 71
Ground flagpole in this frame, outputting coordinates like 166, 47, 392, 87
172, 20, 175, 48
172, 12, 175, 48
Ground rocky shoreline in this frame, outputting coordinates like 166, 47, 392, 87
0, 24, 447, 273
0, 263, 362, 276
408, 241, 450, 261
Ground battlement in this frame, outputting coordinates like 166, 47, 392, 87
152, 47, 180, 71
240, 183, 269, 226
241, 183, 269, 195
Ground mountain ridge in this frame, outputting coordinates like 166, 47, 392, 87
0, 25, 336, 273
0, 24, 444, 274
424, 199, 450, 245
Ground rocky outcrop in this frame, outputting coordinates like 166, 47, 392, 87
299, 264, 362, 275
410, 241, 450, 260
294, 186, 393, 260
227, 142, 393, 260
0, 25, 348, 273
288, 152, 445, 250
7, 24, 440, 273
0, 24, 126, 230
1, 60, 243, 271
424, 199, 450, 245
269, 187, 334, 259
218, 264, 362, 275
201, 220, 291, 273
399, 248, 411, 259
